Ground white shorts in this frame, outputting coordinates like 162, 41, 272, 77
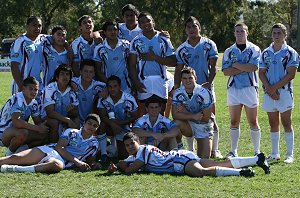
138, 76, 168, 100
188, 120, 214, 139
262, 89, 293, 113
166, 71, 174, 93
173, 149, 201, 174
227, 86, 258, 108
37, 146, 65, 168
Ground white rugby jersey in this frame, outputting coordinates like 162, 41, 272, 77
118, 23, 142, 42
0, 92, 40, 139
222, 41, 260, 89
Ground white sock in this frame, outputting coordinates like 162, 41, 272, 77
230, 128, 240, 154
284, 131, 294, 157
250, 128, 261, 154
270, 132, 280, 156
5, 148, 14, 156
186, 137, 194, 151
230, 156, 258, 168
97, 134, 107, 155
15, 144, 29, 154
215, 167, 241, 176
13, 165, 36, 173
212, 130, 219, 151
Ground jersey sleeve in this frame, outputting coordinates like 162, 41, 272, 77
172, 88, 184, 106
259, 50, 269, 69
30, 100, 41, 118
162, 37, 175, 57
43, 86, 56, 108
132, 117, 144, 129
93, 44, 102, 62
10, 37, 24, 63
248, 46, 261, 67
129, 38, 139, 55
70, 91, 79, 106
287, 49, 299, 68
208, 40, 218, 59
71, 39, 80, 62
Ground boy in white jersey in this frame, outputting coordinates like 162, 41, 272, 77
259, 23, 299, 164
222, 23, 261, 158
94, 20, 131, 93
128, 12, 176, 115
97, 75, 139, 159
0, 114, 101, 173
174, 16, 221, 158
108, 132, 270, 177
0, 77, 49, 156
172, 67, 214, 159
133, 97, 179, 151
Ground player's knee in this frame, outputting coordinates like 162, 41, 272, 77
49, 160, 64, 172
15, 130, 29, 144
230, 120, 240, 127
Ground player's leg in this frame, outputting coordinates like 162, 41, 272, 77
211, 103, 222, 159
25, 130, 49, 148
280, 109, 294, 163
34, 158, 64, 173
267, 112, 281, 161
96, 122, 109, 162
196, 138, 212, 159
158, 137, 177, 151
117, 140, 128, 160
2, 127, 29, 155
175, 120, 194, 151
226, 104, 242, 158
245, 106, 261, 155
47, 117, 60, 143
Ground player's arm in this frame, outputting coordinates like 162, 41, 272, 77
11, 112, 48, 133
71, 61, 80, 77
45, 105, 75, 127
128, 53, 145, 92
133, 127, 163, 141
85, 155, 101, 170
174, 64, 184, 89
140, 51, 176, 66
55, 138, 91, 171
204, 58, 218, 88
95, 61, 107, 83
171, 104, 203, 121
222, 67, 243, 76
163, 126, 180, 139
11, 62, 23, 90
109, 160, 144, 174
114, 110, 139, 125
269, 66, 297, 91
232, 62, 258, 72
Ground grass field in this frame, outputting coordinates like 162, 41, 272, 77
0, 68, 300, 197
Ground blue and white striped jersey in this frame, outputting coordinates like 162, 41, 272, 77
259, 42, 299, 91
71, 36, 96, 63
176, 37, 218, 85
118, 23, 142, 42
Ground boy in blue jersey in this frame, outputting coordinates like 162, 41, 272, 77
71, 15, 102, 77
108, 132, 270, 177
172, 67, 214, 159
42, 25, 69, 87
97, 75, 139, 159
128, 12, 176, 114
118, 4, 141, 42
0, 77, 49, 156
133, 96, 179, 151
0, 114, 101, 173
259, 23, 299, 164
222, 23, 261, 158
94, 21, 131, 93
72, 59, 106, 126
42, 65, 80, 143
174, 16, 221, 158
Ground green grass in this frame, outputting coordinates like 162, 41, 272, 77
1, 69, 300, 197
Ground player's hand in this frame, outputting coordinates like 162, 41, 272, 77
176, 105, 188, 113
76, 161, 91, 171
108, 162, 118, 173
152, 133, 164, 142
264, 85, 277, 96
90, 162, 102, 170
201, 82, 211, 89
135, 82, 146, 93
37, 121, 49, 133
269, 92, 280, 100
160, 30, 170, 38
193, 112, 203, 121
110, 122, 123, 135
99, 88, 109, 99
93, 31, 103, 44
66, 104, 75, 113
66, 118, 77, 128
140, 50, 156, 61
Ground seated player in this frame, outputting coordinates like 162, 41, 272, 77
108, 132, 270, 177
133, 97, 179, 151
0, 114, 101, 173
172, 67, 214, 159
42, 65, 80, 143
0, 77, 48, 156
97, 75, 139, 159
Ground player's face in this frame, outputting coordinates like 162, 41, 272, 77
83, 118, 99, 135
107, 80, 121, 97
23, 83, 39, 100
146, 103, 161, 118
124, 139, 139, 155
181, 73, 196, 90
56, 70, 71, 87
185, 21, 201, 39
139, 15, 155, 32
26, 19, 42, 38
80, 17, 94, 34
123, 10, 138, 27
104, 25, 118, 40
234, 25, 248, 44
53, 30, 67, 46
80, 65, 95, 82
272, 28, 286, 44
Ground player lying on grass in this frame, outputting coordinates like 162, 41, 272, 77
0, 114, 101, 173
108, 132, 270, 177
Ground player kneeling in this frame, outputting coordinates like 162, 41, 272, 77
108, 132, 270, 177
0, 114, 101, 173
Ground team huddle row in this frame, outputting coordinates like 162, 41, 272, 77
0, 3, 298, 176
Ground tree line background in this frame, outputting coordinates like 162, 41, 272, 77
0, 0, 297, 51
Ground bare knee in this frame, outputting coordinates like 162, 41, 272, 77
49, 160, 64, 172
230, 119, 240, 128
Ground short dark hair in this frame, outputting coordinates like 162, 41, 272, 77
80, 59, 95, 71
107, 75, 121, 86
85, 113, 101, 125
272, 23, 287, 36
23, 76, 39, 87
121, 4, 139, 16
184, 16, 201, 29
49, 64, 73, 85
123, 132, 139, 142
78, 15, 94, 26
102, 20, 118, 31
234, 22, 248, 32
144, 95, 162, 107
138, 12, 154, 24
51, 25, 67, 35
181, 66, 197, 78
26, 16, 42, 25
